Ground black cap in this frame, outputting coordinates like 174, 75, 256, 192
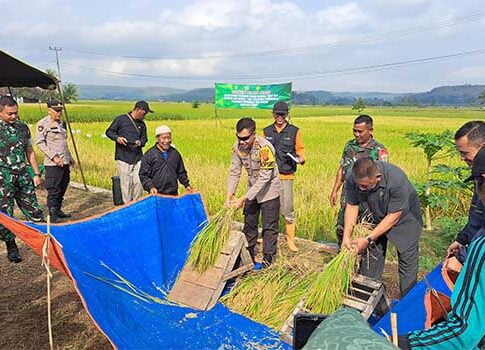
273, 101, 289, 114
134, 100, 154, 113
465, 146, 485, 182
47, 98, 63, 109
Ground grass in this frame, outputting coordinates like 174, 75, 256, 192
20, 101, 480, 244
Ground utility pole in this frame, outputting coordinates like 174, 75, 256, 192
49, 46, 89, 191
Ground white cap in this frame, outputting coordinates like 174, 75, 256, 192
155, 125, 171, 136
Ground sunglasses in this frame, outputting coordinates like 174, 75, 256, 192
275, 112, 287, 117
236, 133, 253, 141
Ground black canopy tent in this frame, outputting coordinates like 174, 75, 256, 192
0, 49, 87, 190
0, 50, 57, 89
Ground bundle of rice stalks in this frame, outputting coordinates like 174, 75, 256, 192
221, 249, 330, 329
187, 207, 235, 273
303, 220, 373, 315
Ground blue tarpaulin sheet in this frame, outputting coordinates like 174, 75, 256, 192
13, 194, 288, 349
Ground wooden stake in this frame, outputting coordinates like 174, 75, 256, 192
391, 312, 398, 347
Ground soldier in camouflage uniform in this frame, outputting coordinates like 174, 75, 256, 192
329, 115, 388, 247
0, 96, 44, 263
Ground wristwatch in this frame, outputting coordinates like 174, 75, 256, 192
366, 236, 376, 249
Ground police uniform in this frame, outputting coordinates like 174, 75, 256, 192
36, 114, 73, 221
0, 118, 44, 260
336, 138, 388, 246
227, 135, 281, 265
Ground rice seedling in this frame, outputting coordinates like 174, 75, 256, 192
187, 207, 235, 273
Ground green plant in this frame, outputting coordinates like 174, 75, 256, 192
405, 131, 455, 230
352, 97, 366, 114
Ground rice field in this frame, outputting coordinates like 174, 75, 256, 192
19, 101, 483, 241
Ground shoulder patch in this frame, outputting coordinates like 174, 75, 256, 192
260, 145, 275, 170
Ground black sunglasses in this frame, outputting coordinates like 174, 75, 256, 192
236, 133, 252, 141
275, 112, 287, 117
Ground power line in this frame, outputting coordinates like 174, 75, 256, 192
66, 13, 484, 61
62, 47, 485, 82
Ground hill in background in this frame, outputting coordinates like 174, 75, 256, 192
77, 84, 485, 106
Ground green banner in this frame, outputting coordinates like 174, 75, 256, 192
215, 82, 292, 109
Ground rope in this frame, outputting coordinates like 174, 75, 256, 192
41, 215, 54, 350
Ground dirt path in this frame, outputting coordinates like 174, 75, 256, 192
0, 186, 403, 349
0, 187, 113, 350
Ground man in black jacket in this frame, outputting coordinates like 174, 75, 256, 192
106, 101, 151, 204
139, 125, 193, 196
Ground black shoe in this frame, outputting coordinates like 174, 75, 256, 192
57, 209, 71, 219
6, 241, 22, 263
48, 207, 59, 223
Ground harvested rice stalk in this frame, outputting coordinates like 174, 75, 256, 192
303, 221, 373, 314
187, 207, 234, 273
221, 251, 329, 329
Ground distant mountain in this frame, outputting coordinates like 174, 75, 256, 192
77, 85, 184, 100
76, 84, 485, 106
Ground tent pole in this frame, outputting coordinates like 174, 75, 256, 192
56, 83, 88, 191
7, 86, 14, 97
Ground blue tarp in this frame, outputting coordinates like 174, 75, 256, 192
27, 194, 288, 349
373, 264, 452, 336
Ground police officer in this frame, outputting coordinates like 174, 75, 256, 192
263, 101, 305, 252
343, 158, 422, 297
36, 99, 74, 223
0, 96, 44, 263
226, 118, 281, 266
106, 101, 151, 204
330, 114, 388, 247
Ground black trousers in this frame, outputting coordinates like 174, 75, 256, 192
243, 197, 280, 265
358, 236, 419, 298
45, 165, 70, 209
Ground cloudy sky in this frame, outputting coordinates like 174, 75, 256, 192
2, 0, 484, 92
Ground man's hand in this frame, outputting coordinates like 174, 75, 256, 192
297, 155, 305, 165
52, 156, 64, 167
447, 241, 463, 257
70, 158, 76, 167
352, 237, 369, 253
149, 187, 158, 195
116, 137, 128, 146
443, 256, 463, 274
33, 175, 42, 187
186, 186, 195, 193
341, 236, 352, 251
232, 196, 246, 209
329, 190, 338, 207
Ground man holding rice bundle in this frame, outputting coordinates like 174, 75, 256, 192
226, 118, 281, 266
342, 158, 422, 297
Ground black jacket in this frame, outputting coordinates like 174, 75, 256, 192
139, 145, 190, 195
105, 113, 147, 164
263, 124, 299, 175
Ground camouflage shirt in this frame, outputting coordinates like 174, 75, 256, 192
340, 138, 388, 176
0, 119, 32, 173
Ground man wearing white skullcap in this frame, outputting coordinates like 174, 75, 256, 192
139, 125, 193, 195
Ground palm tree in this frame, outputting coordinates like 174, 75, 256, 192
62, 83, 79, 103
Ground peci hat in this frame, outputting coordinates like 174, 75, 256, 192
155, 125, 171, 137
465, 146, 485, 182
272, 101, 289, 114
134, 100, 154, 113
47, 98, 63, 109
